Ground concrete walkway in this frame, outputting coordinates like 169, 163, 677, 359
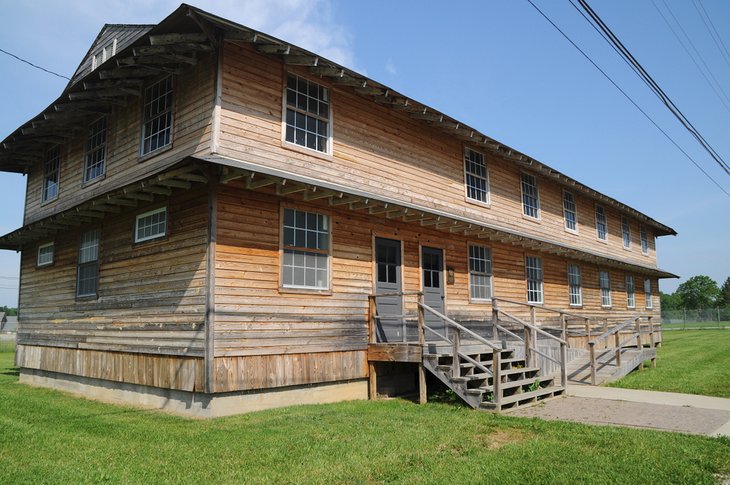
507, 385, 730, 437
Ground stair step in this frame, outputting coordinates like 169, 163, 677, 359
436, 363, 475, 372
464, 376, 555, 396
480, 386, 565, 409
501, 366, 540, 377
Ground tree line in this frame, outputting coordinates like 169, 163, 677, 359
661, 275, 730, 310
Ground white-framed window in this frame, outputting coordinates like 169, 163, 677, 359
91, 39, 117, 70
37, 242, 54, 267
525, 256, 543, 304
626, 274, 635, 308
135, 207, 167, 243
567, 263, 582, 307
464, 148, 490, 204
563, 190, 577, 232
141, 76, 173, 156
42, 146, 61, 203
595, 205, 607, 241
640, 225, 649, 255
284, 73, 330, 153
621, 216, 631, 249
520, 173, 540, 219
468, 245, 492, 301
599, 270, 611, 307
84, 117, 107, 183
644, 278, 653, 309
77, 229, 100, 298
282, 208, 330, 289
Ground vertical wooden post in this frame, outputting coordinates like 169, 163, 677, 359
560, 341, 568, 389
614, 330, 621, 367
492, 299, 499, 343
524, 322, 532, 368
452, 330, 461, 379
417, 293, 427, 404
635, 318, 643, 371
560, 312, 567, 343
584, 318, 591, 341
493, 349, 502, 410
648, 316, 656, 369
369, 363, 378, 400
368, 295, 377, 400
589, 342, 597, 386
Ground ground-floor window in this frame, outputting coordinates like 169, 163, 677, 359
644, 278, 653, 309
525, 256, 543, 304
468, 245, 492, 301
77, 229, 100, 298
599, 270, 611, 307
567, 263, 582, 306
626, 275, 635, 308
281, 208, 330, 290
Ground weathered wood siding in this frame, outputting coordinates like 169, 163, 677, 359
16, 344, 203, 392
212, 183, 660, 392
216, 42, 659, 271
17, 187, 209, 369
24, 52, 216, 225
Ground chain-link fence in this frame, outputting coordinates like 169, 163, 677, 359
661, 308, 730, 329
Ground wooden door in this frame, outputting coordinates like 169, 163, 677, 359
421, 246, 445, 339
375, 238, 402, 342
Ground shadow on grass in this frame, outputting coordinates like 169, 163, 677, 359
1, 368, 20, 377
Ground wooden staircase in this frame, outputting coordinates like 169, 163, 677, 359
564, 347, 657, 386
423, 343, 564, 411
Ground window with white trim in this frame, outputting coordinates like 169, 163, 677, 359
525, 256, 543, 304
141, 76, 173, 155
282, 208, 330, 289
640, 226, 649, 255
599, 270, 611, 307
37, 242, 54, 267
644, 278, 653, 309
563, 191, 577, 232
77, 229, 100, 298
135, 207, 167, 243
621, 216, 631, 249
84, 117, 107, 183
595, 205, 607, 241
284, 74, 330, 153
568, 263, 582, 306
520, 173, 540, 219
468, 245, 492, 301
42, 146, 61, 203
91, 39, 117, 71
464, 148, 490, 204
626, 274, 635, 308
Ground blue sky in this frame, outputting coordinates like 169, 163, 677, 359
0, 0, 728, 306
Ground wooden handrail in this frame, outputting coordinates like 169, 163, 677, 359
418, 302, 501, 351
498, 309, 567, 345
491, 297, 589, 322
589, 317, 639, 345
371, 291, 423, 298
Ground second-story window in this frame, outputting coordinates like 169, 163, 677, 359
468, 245, 492, 301
563, 190, 577, 232
525, 256, 543, 304
464, 148, 490, 204
520, 173, 540, 219
567, 263, 582, 306
621, 216, 631, 249
595, 205, 607, 241
599, 270, 611, 307
84, 117, 107, 183
42, 146, 61, 203
640, 225, 649, 255
141, 76, 173, 156
626, 274, 635, 308
285, 74, 330, 153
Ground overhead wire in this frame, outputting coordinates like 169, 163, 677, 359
648, 0, 730, 113
693, 0, 730, 70
523, 0, 730, 197
0, 47, 70, 81
574, 0, 730, 176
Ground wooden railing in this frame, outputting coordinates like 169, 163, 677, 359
491, 299, 568, 390
490, 297, 597, 342
587, 316, 658, 385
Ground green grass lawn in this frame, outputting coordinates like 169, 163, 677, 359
608, 330, 730, 398
1, 348, 729, 484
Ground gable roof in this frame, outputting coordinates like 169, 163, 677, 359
0, 4, 677, 238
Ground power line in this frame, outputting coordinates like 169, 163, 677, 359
574, 0, 730, 176
649, 0, 730, 113
0, 47, 70, 81
693, 0, 730, 70
523, 0, 730, 197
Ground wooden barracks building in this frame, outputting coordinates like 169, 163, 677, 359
0, 5, 676, 416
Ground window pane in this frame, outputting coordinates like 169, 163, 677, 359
135, 208, 167, 242
284, 74, 329, 153
521, 173, 539, 218
141, 76, 173, 155
465, 149, 489, 203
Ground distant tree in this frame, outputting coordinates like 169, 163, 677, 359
660, 292, 681, 310
676, 276, 720, 310
718, 277, 730, 308
0, 306, 17, 316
